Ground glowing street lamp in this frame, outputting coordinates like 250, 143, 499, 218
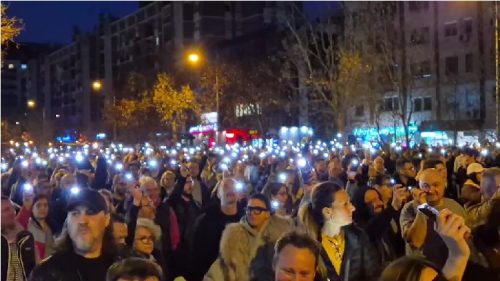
187, 53, 200, 64
92, 80, 102, 91
27, 99, 36, 108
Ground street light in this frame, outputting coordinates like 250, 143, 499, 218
187, 53, 200, 64
92, 79, 116, 140
27, 99, 36, 108
92, 80, 102, 91
186, 50, 221, 143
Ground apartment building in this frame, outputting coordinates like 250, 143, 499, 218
41, 1, 282, 138
345, 1, 497, 145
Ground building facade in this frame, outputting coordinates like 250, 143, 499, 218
345, 1, 498, 145
40, 1, 284, 139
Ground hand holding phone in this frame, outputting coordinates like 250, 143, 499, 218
418, 203, 439, 222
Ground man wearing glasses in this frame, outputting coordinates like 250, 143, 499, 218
204, 193, 292, 281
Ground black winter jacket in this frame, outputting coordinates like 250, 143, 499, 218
2, 231, 36, 281
28, 250, 115, 281
190, 204, 244, 281
319, 224, 380, 281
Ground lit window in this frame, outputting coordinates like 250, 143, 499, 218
21, 64, 27, 70
8, 64, 14, 69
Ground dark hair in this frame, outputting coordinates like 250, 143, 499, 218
106, 257, 163, 281
396, 159, 413, 172
274, 231, 321, 267
32, 194, 49, 207
267, 182, 286, 197
111, 213, 126, 224
462, 148, 477, 157
309, 182, 343, 228
248, 193, 272, 212
367, 174, 391, 187
380, 255, 444, 281
423, 159, 445, 170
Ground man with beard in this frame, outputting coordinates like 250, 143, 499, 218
190, 178, 244, 281
362, 178, 409, 265
400, 168, 466, 267
112, 173, 131, 215
29, 188, 115, 281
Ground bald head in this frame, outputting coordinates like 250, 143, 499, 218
218, 178, 238, 206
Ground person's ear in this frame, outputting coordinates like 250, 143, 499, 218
104, 213, 110, 227
322, 207, 332, 219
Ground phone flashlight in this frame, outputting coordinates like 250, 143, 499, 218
125, 173, 134, 181
271, 200, 280, 210
115, 163, 123, 171
278, 173, 287, 183
148, 159, 158, 168
23, 183, 33, 193
70, 186, 81, 195
297, 158, 307, 168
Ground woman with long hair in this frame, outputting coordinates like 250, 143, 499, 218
262, 182, 293, 218
297, 181, 380, 281
17, 194, 55, 261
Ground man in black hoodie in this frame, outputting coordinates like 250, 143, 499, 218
190, 178, 244, 281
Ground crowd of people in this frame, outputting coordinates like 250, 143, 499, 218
1, 138, 499, 281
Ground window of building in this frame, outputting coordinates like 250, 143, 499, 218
423, 97, 432, 111
384, 97, 399, 111
413, 98, 422, 112
465, 53, 473, 73
445, 56, 459, 76
8, 64, 14, 69
20, 64, 27, 70
235, 103, 262, 117
463, 18, 473, 34
444, 22, 458, 37
355, 105, 364, 117
411, 60, 431, 78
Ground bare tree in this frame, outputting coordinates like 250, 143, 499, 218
279, 3, 372, 135
345, 2, 431, 145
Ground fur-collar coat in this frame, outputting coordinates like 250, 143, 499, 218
204, 215, 292, 281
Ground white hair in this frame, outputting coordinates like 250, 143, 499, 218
136, 218, 162, 242
139, 176, 158, 189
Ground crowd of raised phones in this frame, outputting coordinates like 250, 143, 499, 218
1, 139, 499, 281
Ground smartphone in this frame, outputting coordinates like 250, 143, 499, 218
417, 203, 439, 221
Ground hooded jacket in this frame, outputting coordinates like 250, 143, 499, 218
203, 215, 292, 281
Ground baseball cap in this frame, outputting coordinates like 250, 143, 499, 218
67, 188, 108, 214
466, 163, 485, 175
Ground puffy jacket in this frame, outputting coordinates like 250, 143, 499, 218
204, 215, 293, 281
1, 230, 36, 281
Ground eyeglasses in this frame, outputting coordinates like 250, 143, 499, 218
245, 206, 269, 215
135, 236, 154, 244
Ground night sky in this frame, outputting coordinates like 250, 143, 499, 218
5, 1, 139, 44
5, 1, 338, 45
